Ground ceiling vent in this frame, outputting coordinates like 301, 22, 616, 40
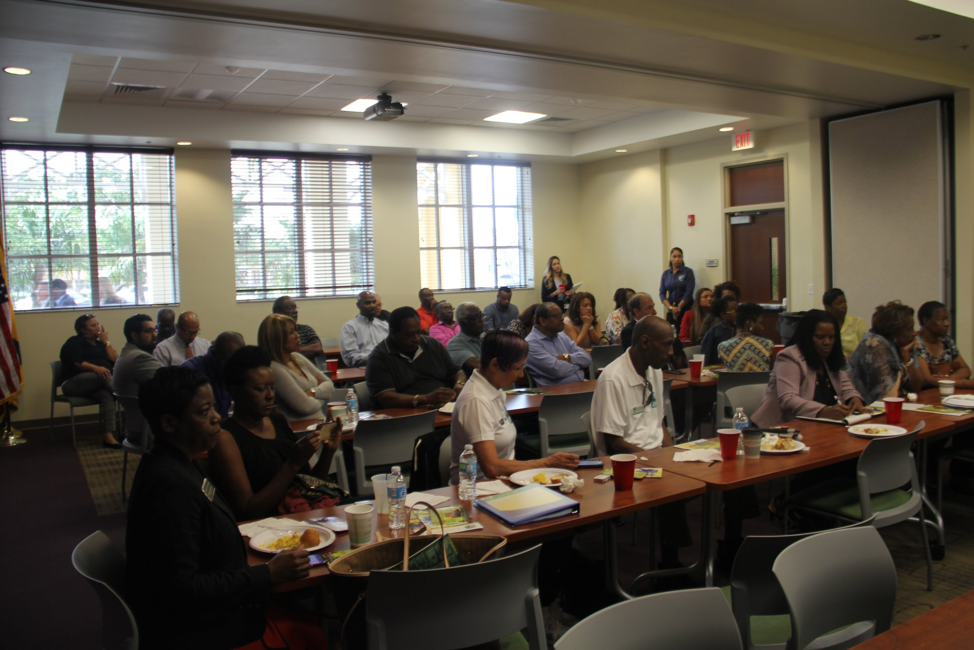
537, 117, 572, 123
111, 83, 167, 100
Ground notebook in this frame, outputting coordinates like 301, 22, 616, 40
473, 483, 580, 527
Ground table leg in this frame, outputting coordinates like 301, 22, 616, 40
602, 519, 633, 601
684, 385, 695, 441
917, 438, 946, 549
701, 490, 717, 587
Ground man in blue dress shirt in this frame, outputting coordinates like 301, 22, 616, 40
525, 302, 591, 386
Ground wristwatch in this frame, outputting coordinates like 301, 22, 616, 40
412, 395, 420, 407
310, 387, 317, 397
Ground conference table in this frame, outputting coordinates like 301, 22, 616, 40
852, 587, 974, 649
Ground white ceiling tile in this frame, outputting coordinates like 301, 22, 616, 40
401, 104, 454, 118
330, 111, 363, 119
381, 90, 434, 104
261, 70, 332, 83
519, 102, 574, 116
438, 108, 497, 121
428, 118, 476, 125
63, 95, 100, 104
245, 78, 320, 96
495, 91, 551, 102
306, 83, 379, 100
557, 107, 616, 120
64, 80, 107, 97
164, 100, 223, 110
71, 53, 118, 67
396, 115, 432, 122
598, 111, 637, 122
413, 93, 477, 108
438, 86, 498, 97
68, 64, 114, 83
287, 96, 349, 111
381, 80, 450, 93
118, 58, 196, 73
101, 95, 165, 106
178, 73, 254, 92
224, 104, 280, 113
326, 74, 395, 87
589, 100, 638, 111
279, 108, 337, 116
545, 96, 597, 106
563, 120, 611, 131
231, 92, 296, 107
191, 63, 264, 78
111, 68, 189, 88
465, 98, 529, 112
627, 105, 666, 114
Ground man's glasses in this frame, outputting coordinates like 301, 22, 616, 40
643, 380, 657, 408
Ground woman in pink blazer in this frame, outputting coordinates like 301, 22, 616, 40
752, 310, 864, 428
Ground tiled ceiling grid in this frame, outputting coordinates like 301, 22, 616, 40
65, 55, 666, 132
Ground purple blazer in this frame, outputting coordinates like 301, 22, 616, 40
751, 346, 861, 428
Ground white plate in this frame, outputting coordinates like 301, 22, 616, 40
847, 424, 908, 438
248, 525, 336, 554
942, 395, 974, 409
760, 439, 807, 455
508, 468, 579, 487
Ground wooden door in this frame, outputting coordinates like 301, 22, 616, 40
728, 210, 786, 343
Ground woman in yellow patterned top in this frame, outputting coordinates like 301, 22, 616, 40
718, 302, 776, 372
823, 288, 869, 357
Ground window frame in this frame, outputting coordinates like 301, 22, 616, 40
417, 158, 534, 292
230, 150, 376, 302
0, 144, 179, 311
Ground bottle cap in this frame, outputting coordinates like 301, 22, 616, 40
464, 443, 473, 450
391, 465, 400, 472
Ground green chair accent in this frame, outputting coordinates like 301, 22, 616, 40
50, 359, 100, 448
783, 423, 933, 591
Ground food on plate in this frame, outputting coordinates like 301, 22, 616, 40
300, 529, 320, 547
263, 532, 301, 552
859, 427, 889, 435
761, 435, 798, 451
531, 472, 564, 485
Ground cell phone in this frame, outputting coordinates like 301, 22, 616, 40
308, 553, 326, 566
578, 459, 604, 468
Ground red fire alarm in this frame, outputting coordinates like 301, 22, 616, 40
687, 214, 695, 227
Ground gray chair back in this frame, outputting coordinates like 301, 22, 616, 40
537, 392, 594, 457
367, 545, 544, 650
683, 345, 702, 359
856, 426, 922, 523
438, 435, 452, 485
589, 344, 624, 379
725, 384, 769, 425
556, 587, 742, 650
772, 527, 896, 650
72, 531, 139, 650
663, 379, 681, 442
352, 410, 438, 495
114, 393, 152, 450
353, 381, 372, 412
581, 410, 604, 458
50, 359, 63, 400
716, 372, 770, 428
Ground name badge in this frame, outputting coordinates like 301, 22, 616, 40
678, 275, 685, 282
632, 405, 645, 417
201, 478, 216, 502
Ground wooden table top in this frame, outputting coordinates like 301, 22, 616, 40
244, 459, 706, 590
664, 371, 717, 388
332, 367, 365, 383
853, 588, 974, 649
323, 345, 341, 358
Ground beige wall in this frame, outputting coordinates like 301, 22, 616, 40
16, 152, 582, 424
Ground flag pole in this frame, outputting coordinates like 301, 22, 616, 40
0, 408, 25, 447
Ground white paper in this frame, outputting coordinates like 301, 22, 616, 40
438, 402, 456, 414
569, 281, 583, 292
405, 492, 450, 508
238, 517, 314, 537
476, 480, 513, 496
673, 449, 723, 463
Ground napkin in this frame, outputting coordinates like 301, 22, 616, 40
476, 480, 513, 496
405, 492, 450, 508
238, 517, 320, 538
673, 449, 723, 463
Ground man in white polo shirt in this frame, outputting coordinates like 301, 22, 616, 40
591, 315, 691, 571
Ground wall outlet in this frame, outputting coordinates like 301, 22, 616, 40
705, 259, 718, 267
807, 283, 814, 295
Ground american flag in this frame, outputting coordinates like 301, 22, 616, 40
0, 241, 22, 414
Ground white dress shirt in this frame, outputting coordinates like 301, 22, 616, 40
340, 314, 390, 367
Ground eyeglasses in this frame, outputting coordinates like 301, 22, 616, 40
462, 313, 485, 322
140, 327, 156, 334
642, 380, 657, 408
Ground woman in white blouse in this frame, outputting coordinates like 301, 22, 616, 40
257, 314, 335, 420
449, 330, 579, 484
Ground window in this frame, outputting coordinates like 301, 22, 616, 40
0, 147, 178, 311
231, 152, 374, 301
417, 160, 533, 291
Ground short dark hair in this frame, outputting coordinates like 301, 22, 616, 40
535, 302, 556, 323
223, 345, 271, 390
389, 306, 420, 333
418, 288, 431, 299
497, 287, 512, 296
272, 296, 292, 314
714, 281, 742, 301
481, 330, 529, 371
123, 314, 153, 342
871, 301, 915, 341
793, 309, 845, 373
736, 303, 763, 329
822, 288, 845, 308
51, 278, 68, 291
156, 307, 175, 322
712, 295, 738, 319
628, 292, 647, 315
74, 313, 96, 335
918, 301, 947, 326
138, 367, 210, 437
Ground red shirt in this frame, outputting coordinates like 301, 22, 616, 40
418, 306, 438, 331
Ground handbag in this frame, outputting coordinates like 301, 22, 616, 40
276, 473, 348, 515
329, 501, 507, 648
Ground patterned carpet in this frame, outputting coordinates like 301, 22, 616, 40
75, 428, 140, 516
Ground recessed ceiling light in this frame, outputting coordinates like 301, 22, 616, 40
3, 67, 31, 76
909, 1, 974, 20
467, 153, 479, 158
8, 116, 28, 123
342, 98, 379, 112
719, 126, 735, 132
176, 141, 192, 146
337, 148, 350, 151
484, 110, 547, 124
615, 149, 628, 153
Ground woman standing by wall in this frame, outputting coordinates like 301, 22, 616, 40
659, 247, 695, 329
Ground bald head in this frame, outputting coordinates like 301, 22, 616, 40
630, 315, 674, 371
212, 331, 245, 371
176, 311, 201, 346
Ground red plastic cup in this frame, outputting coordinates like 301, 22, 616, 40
610, 454, 637, 491
774, 345, 785, 355
717, 429, 740, 461
689, 359, 702, 380
884, 397, 905, 425
326, 358, 339, 374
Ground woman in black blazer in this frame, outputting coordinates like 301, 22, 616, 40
125, 367, 322, 649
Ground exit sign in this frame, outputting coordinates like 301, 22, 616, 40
732, 131, 754, 151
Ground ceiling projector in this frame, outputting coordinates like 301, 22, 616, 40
364, 93, 405, 121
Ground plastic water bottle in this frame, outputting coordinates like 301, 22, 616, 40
733, 407, 749, 456
345, 388, 358, 425
458, 444, 478, 501
387, 466, 407, 530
